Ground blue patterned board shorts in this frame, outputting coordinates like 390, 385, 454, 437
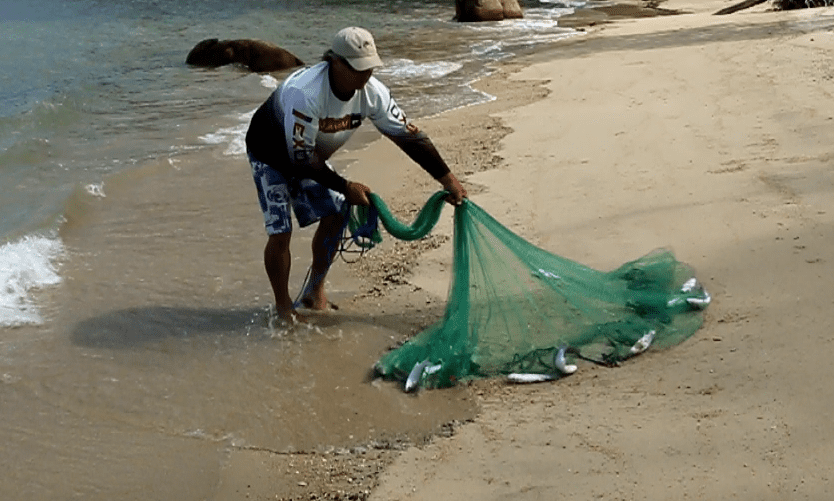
249, 153, 346, 235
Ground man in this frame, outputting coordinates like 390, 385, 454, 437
245, 26, 467, 323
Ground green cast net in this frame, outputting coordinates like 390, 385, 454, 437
364, 192, 711, 391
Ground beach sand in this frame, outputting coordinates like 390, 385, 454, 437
217, 2, 834, 499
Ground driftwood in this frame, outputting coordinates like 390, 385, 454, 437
713, 0, 768, 15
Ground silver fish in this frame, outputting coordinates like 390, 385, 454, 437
404, 360, 441, 393
507, 373, 556, 384
681, 277, 698, 292
630, 329, 656, 354
687, 291, 712, 309
554, 346, 577, 374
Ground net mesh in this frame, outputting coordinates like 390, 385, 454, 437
369, 192, 710, 390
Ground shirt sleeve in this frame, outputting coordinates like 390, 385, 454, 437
281, 86, 319, 167
365, 78, 414, 137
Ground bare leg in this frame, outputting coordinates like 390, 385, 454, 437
264, 232, 305, 323
301, 212, 345, 310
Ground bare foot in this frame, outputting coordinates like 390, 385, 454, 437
273, 305, 309, 324
298, 296, 339, 311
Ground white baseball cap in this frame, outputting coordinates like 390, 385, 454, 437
331, 27, 383, 71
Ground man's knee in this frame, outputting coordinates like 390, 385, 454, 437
266, 232, 292, 251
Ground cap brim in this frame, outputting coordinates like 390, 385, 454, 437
346, 54, 383, 71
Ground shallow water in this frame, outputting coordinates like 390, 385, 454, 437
1, 144, 476, 499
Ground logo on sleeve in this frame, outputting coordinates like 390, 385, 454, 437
389, 102, 419, 134
292, 122, 305, 150
292, 121, 311, 162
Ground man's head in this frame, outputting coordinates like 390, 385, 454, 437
330, 27, 383, 72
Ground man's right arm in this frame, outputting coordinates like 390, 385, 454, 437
282, 103, 370, 205
281, 105, 350, 194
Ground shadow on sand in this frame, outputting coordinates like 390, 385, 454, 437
68, 303, 448, 351
68, 306, 269, 349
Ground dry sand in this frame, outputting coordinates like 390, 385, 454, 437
218, 2, 834, 499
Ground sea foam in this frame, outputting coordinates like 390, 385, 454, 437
0, 235, 63, 327
378, 59, 463, 80
198, 109, 255, 157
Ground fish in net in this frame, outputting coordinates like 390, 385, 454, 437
362, 192, 710, 391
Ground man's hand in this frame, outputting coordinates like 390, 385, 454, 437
438, 173, 468, 206
345, 180, 372, 206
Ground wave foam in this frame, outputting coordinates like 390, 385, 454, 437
0, 235, 63, 327
85, 183, 106, 198
378, 59, 464, 80
198, 109, 255, 157
260, 74, 280, 90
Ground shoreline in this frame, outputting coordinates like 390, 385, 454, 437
218, 2, 834, 499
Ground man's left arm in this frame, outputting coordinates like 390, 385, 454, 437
386, 133, 467, 205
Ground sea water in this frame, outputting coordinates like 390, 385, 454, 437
0, 0, 579, 498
